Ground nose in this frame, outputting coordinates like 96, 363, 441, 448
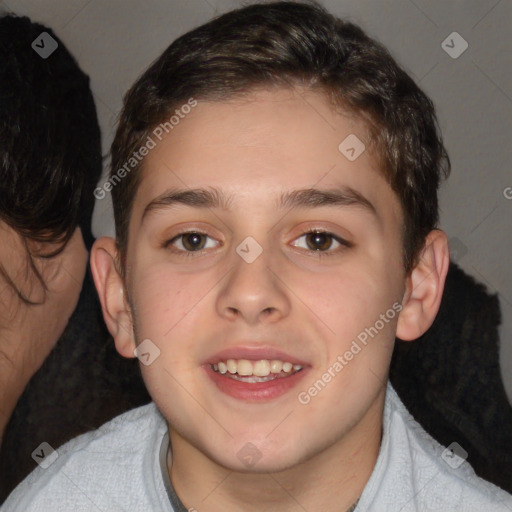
216, 242, 291, 326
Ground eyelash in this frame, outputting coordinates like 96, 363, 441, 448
164, 229, 351, 259
296, 229, 352, 257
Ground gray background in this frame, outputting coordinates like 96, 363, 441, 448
1, 0, 511, 401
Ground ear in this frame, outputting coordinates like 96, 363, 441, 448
90, 237, 136, 358
396, 230, 450, 341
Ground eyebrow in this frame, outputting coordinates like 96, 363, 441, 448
142, 185, 377, 221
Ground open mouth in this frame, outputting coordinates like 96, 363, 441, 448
210, 358, 303, 382
206, 358, 307, 401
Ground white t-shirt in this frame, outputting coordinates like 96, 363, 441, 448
2, 383, 511, 512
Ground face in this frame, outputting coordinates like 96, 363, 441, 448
0, 222, 88, 373
122, 88, 407, 472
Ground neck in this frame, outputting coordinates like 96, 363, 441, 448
168, 386, 385, 512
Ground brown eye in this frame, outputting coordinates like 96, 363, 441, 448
291, 230, 351, 256
180, 232, 207, 251
166, 231, 219, 254
305, 231, 334, 251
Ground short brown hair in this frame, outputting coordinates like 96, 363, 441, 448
110, 0, 450, 272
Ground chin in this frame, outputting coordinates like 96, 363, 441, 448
206, 439, 310, 474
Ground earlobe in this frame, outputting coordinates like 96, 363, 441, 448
396, 230, 450, 341
90, 237, 136, 358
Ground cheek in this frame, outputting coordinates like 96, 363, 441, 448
294, 261, 398, 323
285, 261, 402, 370
129, 262, 219, 373
131, 264, 199, 332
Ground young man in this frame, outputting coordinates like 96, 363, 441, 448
3, 2, 511, 511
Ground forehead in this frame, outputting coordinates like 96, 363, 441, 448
131, 87, 401, 226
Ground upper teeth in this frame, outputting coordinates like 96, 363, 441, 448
212, 359, 302, 377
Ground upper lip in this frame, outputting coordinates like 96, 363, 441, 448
205, 345, 309, 366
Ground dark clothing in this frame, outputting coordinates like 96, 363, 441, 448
390, 262, 512, 493
0, 266, 150, 501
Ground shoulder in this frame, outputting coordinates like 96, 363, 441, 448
1, 402, 168, 511
359, 384, 512, 512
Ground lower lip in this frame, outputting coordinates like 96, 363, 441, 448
204, 364, 309, 401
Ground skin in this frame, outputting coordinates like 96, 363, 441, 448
0, 225, 88, 441
92, 87, 449, 512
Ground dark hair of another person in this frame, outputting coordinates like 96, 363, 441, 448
0, 14, 102, 303
110, 0, 450, 273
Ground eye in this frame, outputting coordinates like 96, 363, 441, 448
167, 231, 219, 253
291, 230, 350, 255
